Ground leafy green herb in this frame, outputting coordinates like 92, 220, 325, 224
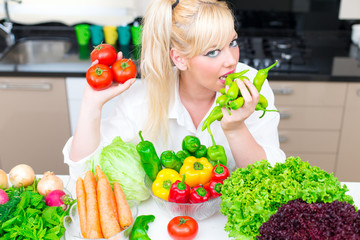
220, 156, 355, 239
0, 178, 73, 240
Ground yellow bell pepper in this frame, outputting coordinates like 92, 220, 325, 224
152, 168, 182, 201
179, 156, 212, 188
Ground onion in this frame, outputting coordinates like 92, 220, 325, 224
0, 169, 8, 189
9, 164, 35, 188
37, 171, 63, 196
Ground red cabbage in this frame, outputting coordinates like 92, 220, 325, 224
258, 199, 360, 240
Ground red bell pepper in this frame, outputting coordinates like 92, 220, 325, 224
211, 161, 230, 181
168, 174, 190, 203
189, 185, 210, 203
208, 180, 223, 198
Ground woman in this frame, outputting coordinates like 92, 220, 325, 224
63, 0, 285, 178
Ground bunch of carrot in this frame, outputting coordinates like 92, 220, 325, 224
76, 165, 133, 239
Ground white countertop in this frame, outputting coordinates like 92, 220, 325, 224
60, 175, 360, 240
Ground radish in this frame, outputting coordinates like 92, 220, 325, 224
45, 189, 66, 207
0, 189, 9, 204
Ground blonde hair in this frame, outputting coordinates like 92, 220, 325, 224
141, 0, 235, 143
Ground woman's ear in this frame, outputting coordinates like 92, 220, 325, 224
170, 48, 187, 71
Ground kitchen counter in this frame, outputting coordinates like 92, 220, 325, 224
60, 175, 360, 240
1, 26, 360, 82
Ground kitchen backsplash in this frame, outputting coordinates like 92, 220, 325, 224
0, 0, 149, 26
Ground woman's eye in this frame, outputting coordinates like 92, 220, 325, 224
205, 49, 220, 58
230, 39, 239, 48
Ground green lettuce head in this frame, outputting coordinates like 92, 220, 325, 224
89, 136, 150, 204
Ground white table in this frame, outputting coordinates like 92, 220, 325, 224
60, 175, 360, 240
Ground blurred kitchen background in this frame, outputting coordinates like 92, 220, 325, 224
0, 0, 360, 181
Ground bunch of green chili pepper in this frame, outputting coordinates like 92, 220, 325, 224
202, 60, 279, 137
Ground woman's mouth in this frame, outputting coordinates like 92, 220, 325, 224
219, 76, 227, 84
219, 70, 235, 84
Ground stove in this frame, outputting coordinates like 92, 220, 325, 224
238, 36, 318, 73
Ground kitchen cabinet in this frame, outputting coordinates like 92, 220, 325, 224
336, 83, 360, 181
270, 81, 347, 175
0, 77, 70, 174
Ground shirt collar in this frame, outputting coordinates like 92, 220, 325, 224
168, 77, 221, 123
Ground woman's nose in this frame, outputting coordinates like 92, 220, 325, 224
223, 48, 239, 67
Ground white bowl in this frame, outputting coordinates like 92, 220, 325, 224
63, 200, 138, 240
144, 176, 221, 221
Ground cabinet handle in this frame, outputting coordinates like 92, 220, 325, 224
273, 88, 293, 95
279, 112, 291, 119
357, 89, 360, 96
0, 82, 52, 91
279, 135, 288, 143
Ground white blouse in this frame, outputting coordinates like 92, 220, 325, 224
63, 63, 286, 180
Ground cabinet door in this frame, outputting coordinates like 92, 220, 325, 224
336, 83, 360, 181
0, 77, 70, 174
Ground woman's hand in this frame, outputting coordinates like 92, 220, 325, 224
220, 79, 259, 132
83, 52, 136, 108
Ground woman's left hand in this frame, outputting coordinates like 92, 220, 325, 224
220, 79, 259, 132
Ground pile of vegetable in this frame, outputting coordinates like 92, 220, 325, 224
0, 164, 74, 240
89, 136, 150, 204
137, 133, 230, 204
76, 165, 133, 239
258, 199, 360, 239
87, 43, 137, 90
220, 156, 355, 239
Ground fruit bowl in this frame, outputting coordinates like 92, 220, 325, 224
144, 176, 221, 221
63, 200, 138, 240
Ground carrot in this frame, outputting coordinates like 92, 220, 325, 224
76, 177, 87, 238
97, 178, 121, 238
84, 170, 103, 239
95, 165, 119, 222
114, 182, 133, 229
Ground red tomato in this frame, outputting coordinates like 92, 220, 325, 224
112, 59, 137, 84
90, 44, 117, 66
167, 216, 198, 240
86, 64, 113, 90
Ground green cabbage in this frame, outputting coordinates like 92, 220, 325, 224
89, 136, 150, 204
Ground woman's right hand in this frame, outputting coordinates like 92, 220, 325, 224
83, 52, 136, 108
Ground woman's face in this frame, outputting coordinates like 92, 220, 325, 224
183, 30, 240, 92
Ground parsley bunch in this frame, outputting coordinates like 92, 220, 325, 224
0, 179, 73, 240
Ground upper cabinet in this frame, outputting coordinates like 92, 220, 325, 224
0, 0, 150, 26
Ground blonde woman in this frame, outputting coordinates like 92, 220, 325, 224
63, 0, 285, 178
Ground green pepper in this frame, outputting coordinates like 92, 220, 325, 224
136, 131, 162, 181
201, 106, 223, 132
224, 69, 250, 87
182, 135, 200, 153
255, 94, 279, 118
207, 134, 227, 167
160, 150, 182, 172
130, 215, 155, 240
176, 150, 191, 163
253, 60, 278, 92
219, 88, 226, 95
226, 79, 239, 101
194, 144, 207, 158
216, 94, 229, 107
229, 96, 244, 110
